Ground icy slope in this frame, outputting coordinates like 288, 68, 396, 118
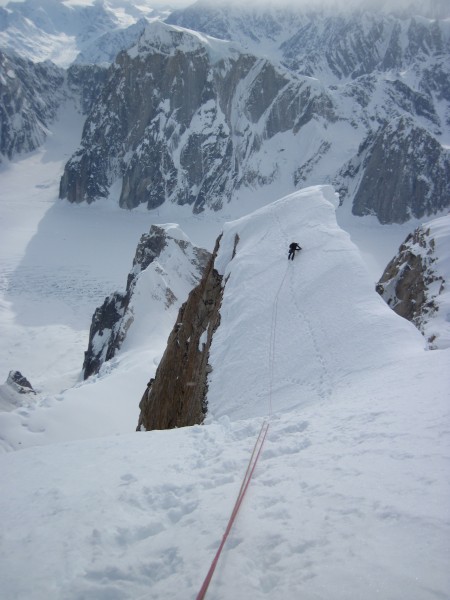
208, 186, 426, 420
0, 186, 449, 599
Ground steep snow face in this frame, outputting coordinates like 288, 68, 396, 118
208, 186, 425, 420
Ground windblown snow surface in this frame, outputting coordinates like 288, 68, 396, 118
1, 179, 449, 599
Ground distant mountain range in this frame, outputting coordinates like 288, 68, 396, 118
0, 1, 449, 224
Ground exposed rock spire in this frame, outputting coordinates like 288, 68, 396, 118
136, 235, 226, 431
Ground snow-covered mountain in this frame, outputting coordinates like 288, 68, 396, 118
2, 2, 449, 222
137, 186, 437, 430
60, 21, 340, 212
59, 9, 450, 223
0, 0, 169, 66
167, 1, 450, 79
0, 50, 65, 160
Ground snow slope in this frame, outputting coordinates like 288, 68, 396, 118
0, 186, 449, 600
209, 187, 427, 421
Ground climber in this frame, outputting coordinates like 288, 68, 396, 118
288, 242, 302, 260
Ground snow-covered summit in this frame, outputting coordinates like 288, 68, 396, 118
0, 0, 170, 66
127, 18, 237, 61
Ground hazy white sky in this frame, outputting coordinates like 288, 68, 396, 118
0, 0, 447, 17
0, 0, 192, 6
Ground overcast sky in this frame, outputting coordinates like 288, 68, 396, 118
0, 0, 447, 17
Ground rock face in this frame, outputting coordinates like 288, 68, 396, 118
83, 225, 210, 379
59, 10, 450, 223
136, 234, 230, 431
338, 117, 450, 224
0, 370, 36, 412
0, 50, 64, 160
60, 20, 336, 211
6, 370, 35, 394
168, 3, 450, 78
376, 221, 447, 347
66, 64, 109, 115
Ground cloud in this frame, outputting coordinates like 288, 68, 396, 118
0, 0, 447, 18
195, 0, 449, 18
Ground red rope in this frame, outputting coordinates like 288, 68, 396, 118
196, 420, 270, 600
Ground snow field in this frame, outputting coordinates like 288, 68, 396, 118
1, 346, 449, 600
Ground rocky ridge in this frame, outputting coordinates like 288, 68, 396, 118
335, 116, 450, 223
136, 234, 230, 431
59, 21, 337, 212
376, 217, 448, 348
168, 2, 450, 80
0, 50, 64, 161
83, 224, 210, 379
59, 10, 450, 223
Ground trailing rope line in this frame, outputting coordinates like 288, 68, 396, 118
196, 419, 270, 600
196, 262, 289, 599
268, 262, 289, 415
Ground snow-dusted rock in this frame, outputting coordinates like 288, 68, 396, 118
377, 214, 450, 348
6, 370, 35, 394
59, 20, 338, 210
59, 8, 450, 223
0, 50, 64, 160
337, 117, 450, 223
83, 224, 210, 379
66, 63, 108, 115
0, 371, 36, 412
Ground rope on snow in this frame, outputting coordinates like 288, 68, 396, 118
195, 419, 270, 600
196, 262, 289, 599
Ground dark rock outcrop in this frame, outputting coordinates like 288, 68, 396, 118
6, 370, 35, 394
67, 64, 109, 115
339, 117, 450, 223
83, 225, 210, 379
59, 20, 337, 210
376, 224, 445, 346
136, 235, 226, 431
0, 50, 65, 160
83, 291, 128, 380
